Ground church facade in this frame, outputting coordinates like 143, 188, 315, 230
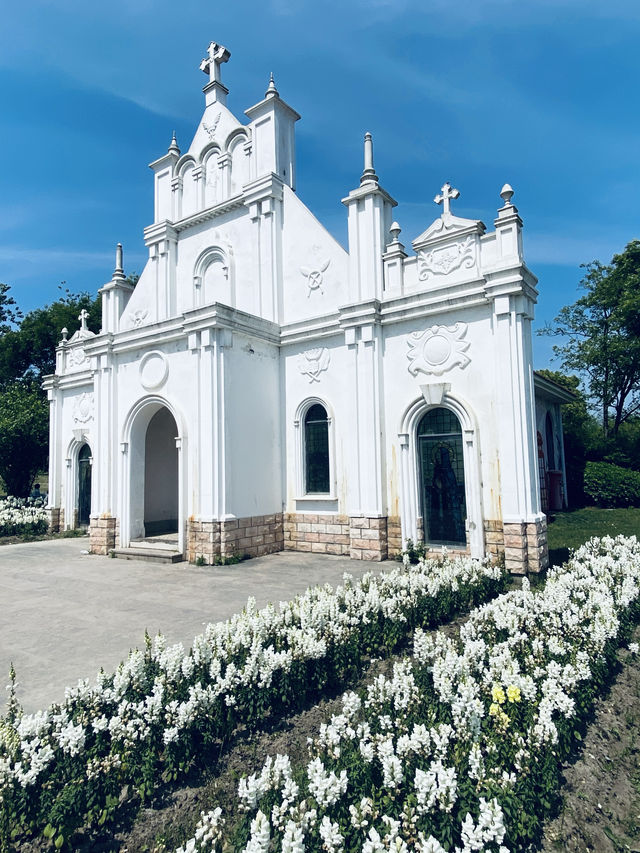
44, 43, 569, 573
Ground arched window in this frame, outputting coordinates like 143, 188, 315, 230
545, 412, 556, 470
417, 407, 466, 545
77, 443, 92, 527
304, 404, 330, 493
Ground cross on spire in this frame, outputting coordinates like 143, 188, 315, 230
434, 182, 460, 216
200, 41, 230, 85
78, 309, 89, 331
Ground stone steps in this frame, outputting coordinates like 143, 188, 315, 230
109, 547, 184, 564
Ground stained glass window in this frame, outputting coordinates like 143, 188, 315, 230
305, 404, 330, 493
417, 407, 466, 545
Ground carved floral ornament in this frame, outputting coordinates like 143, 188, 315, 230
407, 323, 471, 377
418, 235, 476, 281
298, 347, 330, 383
73, 393, 94, 424
300, 258, 330, 296
66, 346, 88, 371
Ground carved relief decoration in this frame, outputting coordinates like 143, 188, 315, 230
300, 258, 330, 296
407, 323, 470, 377
73, 393, 94, 424
140, 351, 169, 390
66, 346, 88, 371
298, 347, 330, 383
202, 112, 221, 141
129, 309, 149, 328
418, 235, 475, 281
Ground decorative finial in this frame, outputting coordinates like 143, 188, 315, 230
61, 327, 68, 343
115, 243, 124, 276
434, 182, 460, 217
265, 72, 279, 98
360, 132, 378, 185
168, 131, 180, 155
389, 222, 402, 243
500, 183, 514, 206
200, 41, 230, 84
78, 309, 89, 332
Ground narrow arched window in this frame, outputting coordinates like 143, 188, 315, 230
305, 404, 330, 493
417, 407, 467, 545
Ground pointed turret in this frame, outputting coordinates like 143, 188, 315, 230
245, 72, 300, 190
99, 243, 135, 333
342, 132, 397, 301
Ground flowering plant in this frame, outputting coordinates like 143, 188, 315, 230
180, 535, 639, 852
0, 552, 506, 848
0, 497, 48, 538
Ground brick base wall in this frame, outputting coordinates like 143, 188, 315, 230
388, 516, 402, 557
47, 507, 62, 534
89, 515, 117, 555
349, 516, 388, 561
187, 514, 284, 565
502, 517, 548, 574
284, 513, 351, 556
484, 519, 505, 560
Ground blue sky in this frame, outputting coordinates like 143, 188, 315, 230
1, 0, 639, 368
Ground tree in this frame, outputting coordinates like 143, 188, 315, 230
0, 382, 49, 497
0, 283, 22, 334
0, 286, 101, 388
542, 240, 640, 439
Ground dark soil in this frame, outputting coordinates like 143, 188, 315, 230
540, 625, 640, 853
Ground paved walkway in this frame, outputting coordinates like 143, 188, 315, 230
0, 538, 376, 714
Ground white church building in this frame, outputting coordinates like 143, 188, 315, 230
44, 42, 571, 573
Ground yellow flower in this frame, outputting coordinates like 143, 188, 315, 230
491, 683, 506, 705
489, 702, 500, 717
507, 685, 521, 704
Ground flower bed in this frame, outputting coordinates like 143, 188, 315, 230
0, 553, 506, 848
184, 535, 640, 852
0, 497, 48, 538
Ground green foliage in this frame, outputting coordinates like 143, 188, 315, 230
0, 283, 22, 335
0, 383, 49, 497
540, 241, 640, 438
584, 461, 640, 508
0, 285, 101, 388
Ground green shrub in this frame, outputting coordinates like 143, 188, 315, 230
584, 460, 640, 507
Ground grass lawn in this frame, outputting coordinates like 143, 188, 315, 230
547, 506, 640, 567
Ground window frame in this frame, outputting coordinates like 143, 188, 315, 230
294, 398, 336, 500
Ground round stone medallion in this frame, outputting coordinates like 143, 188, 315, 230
139, 351, 169, 390
423, 334, 451, 366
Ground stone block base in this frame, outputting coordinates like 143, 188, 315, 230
47, 507, 62, 534
349, 516, 388, 561
284, 513, 351, 556
89, 515, 117, 555
502, 517, 548, 574
387, 516, 402, 558
187, 514, 284, 565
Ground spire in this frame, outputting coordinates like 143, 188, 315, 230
168, 131, 180, 156
114, 243, 124, 277
360, 132, 378, 185
265, 72, 279, 98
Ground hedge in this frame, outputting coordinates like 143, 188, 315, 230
584, 460, 640, 507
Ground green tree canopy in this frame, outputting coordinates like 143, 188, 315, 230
0, 286, 101, 388
0, 382, 49, 497
542, 240, 640, 438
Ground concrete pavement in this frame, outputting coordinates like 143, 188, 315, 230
0, 538, 377, 713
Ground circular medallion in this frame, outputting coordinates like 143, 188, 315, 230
139, 351, 169, 390
423, 334, 451, 366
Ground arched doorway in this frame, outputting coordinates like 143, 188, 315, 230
417, 407, 467, 546
143, 408, 179, 537
77, 443, 92, 527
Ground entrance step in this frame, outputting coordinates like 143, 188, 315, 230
110, 533, 184, 563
